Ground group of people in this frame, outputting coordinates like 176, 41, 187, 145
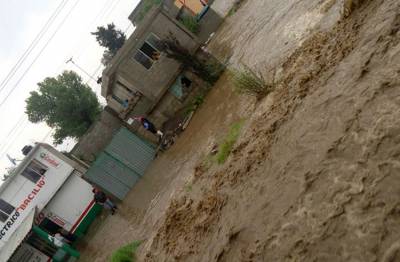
92, 188, 118, 215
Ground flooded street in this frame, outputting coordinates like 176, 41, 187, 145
79, 0, 400, 261
78, 74, 254, 261
209, 0, 342, 70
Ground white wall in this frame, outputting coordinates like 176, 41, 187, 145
0, 146, 73, 248
42, 174, 94, 231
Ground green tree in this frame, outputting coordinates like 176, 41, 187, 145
92, 23, 126, 56
25, 71, 102, 144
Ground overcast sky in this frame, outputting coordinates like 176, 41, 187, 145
0, 0, 139, 179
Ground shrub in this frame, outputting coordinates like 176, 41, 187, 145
180, 16, 200, 34
110, 241, 142, 262
215, 121, 244, 164
230, 66, 273, 99
201, 61, 226, 84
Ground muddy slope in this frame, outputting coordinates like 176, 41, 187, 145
139, 0, 400, 261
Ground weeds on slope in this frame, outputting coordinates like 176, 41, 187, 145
111, 241, 141, 262
215, 120, 245, 164
230, 66, 274, 99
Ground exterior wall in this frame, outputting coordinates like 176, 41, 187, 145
197, 7, 224, 43
105, 0, 222, 122
70, 109, 122, 163
0, 147, 73, 248
117, 11, 199, 104
41, 174, 94, 232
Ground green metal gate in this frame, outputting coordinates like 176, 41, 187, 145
84, 128, 156, 200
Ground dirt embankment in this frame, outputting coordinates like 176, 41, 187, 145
138, 0, 400, 261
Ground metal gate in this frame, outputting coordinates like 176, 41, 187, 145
84, 128, 156, 200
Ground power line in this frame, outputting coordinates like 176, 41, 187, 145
0, 0, 69, 95
0, 119, 29, 159
1, 115, 26, 143
0, 0, 82, 109
103, 0, 123, 22
72, 0, 119, 59
55, 0, 118, 76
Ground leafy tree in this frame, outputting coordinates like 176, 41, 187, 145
25, 71, 102, 144
92, 23, 126, 56
158, 34, 225, 83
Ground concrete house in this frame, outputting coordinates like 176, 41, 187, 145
101, 0, 221, 127
1, 143, 98, 262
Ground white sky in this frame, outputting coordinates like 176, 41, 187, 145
0, 0, 140, 178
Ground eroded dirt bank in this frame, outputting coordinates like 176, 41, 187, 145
138, 0, 400, 261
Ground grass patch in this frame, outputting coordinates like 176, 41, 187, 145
184, 184, 193, 192
230, 66, 274, 99
215, 121, 245, 164
180, 16, 200, 34
111, 241, 142, 262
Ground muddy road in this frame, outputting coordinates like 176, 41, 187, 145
79, 0, 400, 261
139, 0, 400, 261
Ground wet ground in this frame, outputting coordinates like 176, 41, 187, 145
78, 73, 254, 261
79, 0, 400, 261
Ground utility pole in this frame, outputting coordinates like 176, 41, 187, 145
66, 57, 97, 82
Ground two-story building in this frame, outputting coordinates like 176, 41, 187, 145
101, 0, 222, 130
0, 143, 99, 262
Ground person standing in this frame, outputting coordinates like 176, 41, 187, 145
134, 116, 163, 137
92, 188, 117, 215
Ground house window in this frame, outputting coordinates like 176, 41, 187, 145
169, 75, 192, 100
112, 94, 124, 105
0, 199, 15, 223
21, 160, 47, 183
112, 94, 128, 108
146, 33, 163, 50
134, 33, 161, 69
117, 81, 134, 95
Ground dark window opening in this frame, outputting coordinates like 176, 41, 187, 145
0, 199, 15, 223
181, 76, 192, 88
134, 51, 153, 69
134, 33, 161, 69
140, 42, 157, 58
21, 160, 47, 183
39, 218, 63, 235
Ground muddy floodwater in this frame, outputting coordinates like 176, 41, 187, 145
79, 0, 400, 261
